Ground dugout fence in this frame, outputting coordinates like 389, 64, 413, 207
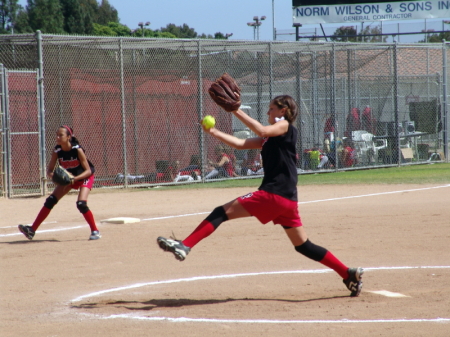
0, 32, 448, 198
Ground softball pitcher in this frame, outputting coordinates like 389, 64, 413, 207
157, 95, 363, 296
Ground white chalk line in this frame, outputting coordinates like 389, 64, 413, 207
0, 225, 84, 237
297, 184, 450, 205
141, 184, 450, 221
99, 315, 450, 324
3, 185, 449, 236
0, 221, 57, 229
71, 265, 450, 302
72, 265, 450, 325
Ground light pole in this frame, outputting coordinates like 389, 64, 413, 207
247, 16, 266, 40
272, 0, 275, 40
138, 21, 150, 37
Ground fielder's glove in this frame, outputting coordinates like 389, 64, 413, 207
208, 73, 241, 112
52, 166, 75, 186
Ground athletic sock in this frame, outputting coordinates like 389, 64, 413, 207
82, 210, 98, 232
31, 206, 51, 231
295, 239, 349, 279
319, 251, 349, 280
182, 220, 215, 248
182, 206, 228, 248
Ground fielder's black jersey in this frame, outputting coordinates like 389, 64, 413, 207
259, 124, 298, 201
54, 144, 95, 177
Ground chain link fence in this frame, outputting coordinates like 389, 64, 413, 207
1, 32, 448, 198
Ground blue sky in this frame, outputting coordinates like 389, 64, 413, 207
18, 0, 447, 42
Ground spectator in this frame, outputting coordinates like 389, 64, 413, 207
325, 137, 343, 168
361, 106, 377, 135
345, 107, 361, 137
241, 148, 263, 175
340, 138, 357, 167
323, 114, 336, 142
222, 145, 240, 177
205, 145, 235, 179
176, 154, 202, 181
316, 149, 329, 169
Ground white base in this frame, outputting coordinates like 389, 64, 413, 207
100, 217, 141, 224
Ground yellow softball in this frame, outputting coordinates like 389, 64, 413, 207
202, 115, 216, 129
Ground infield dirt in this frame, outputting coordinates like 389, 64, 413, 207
1, 184, 449, 336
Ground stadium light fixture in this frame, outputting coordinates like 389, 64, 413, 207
138, 21, 151, 37
247, 16, 266, 40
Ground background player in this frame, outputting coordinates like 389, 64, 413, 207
157, 95, 363, 296
18, 125, 101, 241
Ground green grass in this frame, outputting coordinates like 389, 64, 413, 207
147, 162, 450, 191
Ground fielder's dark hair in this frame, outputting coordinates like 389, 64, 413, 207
60, 125, 80, 145
271, 95, 298, 124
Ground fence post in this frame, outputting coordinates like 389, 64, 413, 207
331, 43, 337, 171
443, 40, 449, 162
295, 51, 303, 169
197, 40, 205, 180
36, 31, 47, 195
269, 42, 273, 100
0, 64, 9, 197
393, 41, 401, 166
119, 38, 128, 188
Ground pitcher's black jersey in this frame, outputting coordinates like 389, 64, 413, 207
259, 124, 298, 201
54, 144, 95, 177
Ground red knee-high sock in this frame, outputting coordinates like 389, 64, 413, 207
182, 220, 215, 248
82, 210, 98, 232
320, 251, 349, 279
182, 206, 228, 248
31, 207, 51, 231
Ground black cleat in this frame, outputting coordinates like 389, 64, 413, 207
343, 267, 364, 297
157, 236, 190, 261
89, 231, 102, 240
18, 225, 35, 240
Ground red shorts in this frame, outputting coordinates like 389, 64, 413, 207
71, 175, 94, 190
237, 190, 302, 228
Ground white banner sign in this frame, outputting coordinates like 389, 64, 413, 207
293, 0, 450, 24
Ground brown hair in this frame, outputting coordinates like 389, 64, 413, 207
59, 125, 80, 145
271, 95, 298, 124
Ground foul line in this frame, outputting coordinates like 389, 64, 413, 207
72, 265, 450, 325
3, 185, 448, 236
297, 184, 450, 205
100, 315, 450, 324
71, 265, 450, 303
141, 184, 450, 221
0, 225, 84, 238
0, 221, 57, 229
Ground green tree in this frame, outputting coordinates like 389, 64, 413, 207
79, 0, 98, 34
13, 7, 32, 33
0, 0, 21, 33
419, 23, 450, 43
106, 21, 130, 36
161, 23, 197, 38
92, 22, 115, 36
360, 24, 387, 42
27, 0, 64, 34
153, 30, 176, 38
92, 22, 130, 37
425, 32, 450, 42
60, 0, 85, 34
330, 26, 358, 42
97, 0, 118, 25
